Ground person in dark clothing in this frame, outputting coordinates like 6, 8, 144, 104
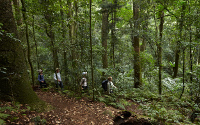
38, 69, 47, 88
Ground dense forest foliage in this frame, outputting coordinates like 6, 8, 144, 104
1, 0, 200, 124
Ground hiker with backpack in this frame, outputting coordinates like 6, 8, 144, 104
38, 69, 47, 88
102, 76, 117, 94
54, 68, 64, 90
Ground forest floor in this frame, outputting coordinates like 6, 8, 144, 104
3, 89, 153, 125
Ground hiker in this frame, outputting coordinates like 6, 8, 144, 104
38, 69, 47, 88
80, 72, 88, 91
107, 77, 117, 94
54, 68, 64, 90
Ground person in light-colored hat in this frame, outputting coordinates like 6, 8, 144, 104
54, 68, 63, 90
80, 72, 88, 91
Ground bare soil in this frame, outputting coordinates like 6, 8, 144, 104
2, 89, 153, 125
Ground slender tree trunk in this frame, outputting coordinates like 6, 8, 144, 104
110, 0, 117, 68
21, 0, 35, 86
45, 24, 59, 70
0, 0, 40, 104
32, 15, 39, 70
158, 11, 164, 95
153, 5, 158, 59
140, 13, 148, 52
173, 2, 186, 78
42, 0, 59, 71
180, 48, 185, 99
133, 2, 142, 88
89, 0, 94, 101
102, 0, 109, 75
189, 3, 193, 83
60, 0, 68, 84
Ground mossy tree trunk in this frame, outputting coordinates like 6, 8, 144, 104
0, 0, 40, 104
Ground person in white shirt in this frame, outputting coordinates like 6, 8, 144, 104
107, 77, 117, 94
54, 68, 63, 89
80, 72, 88, 91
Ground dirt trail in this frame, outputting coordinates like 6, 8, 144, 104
4, 90, 151, 125
36, 91, 120, 125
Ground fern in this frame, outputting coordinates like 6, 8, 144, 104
0, 113, 10, 119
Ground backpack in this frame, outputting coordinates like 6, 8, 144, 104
102, 80, 108, 91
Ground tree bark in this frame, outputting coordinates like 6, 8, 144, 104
43, 1, 60, 70
133, 2, 142, 88
0, 0, 40, 104
32, 15, 39, 70
60, 0, 68, 84
89, 0, 94, 101
158, 11, 164, 95
102, 0, 109, 74
110, 0, 117, 68
173, 2, 186, 78
21, 0, 35, 86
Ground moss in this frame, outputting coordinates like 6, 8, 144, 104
0, 0, 45, 111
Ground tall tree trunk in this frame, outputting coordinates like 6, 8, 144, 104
42, 0, 59, 71
180, 48, 185, 99
32, 15, 39, 70
102, 0, 109, 75
89, 0, 94, 101
153, 5, 158, 58
158, 11, 164, 95
173, 2, 186, 78
189, 3, 193, 84
110, 0, 117, 68
140, 13, 148, 52
21, 0, 35, 86
133, 2, 142, 88
60, 0, 68, 84
0, 0, 40, 104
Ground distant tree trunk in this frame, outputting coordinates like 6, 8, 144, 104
189, 4, 193, 83
133, 2, 142, 88
89, 0, 94, 101
173, 2, 186, 78
32, 15, 39, 70
13, 0, 22, 26
0, 0, 40, 104
180, 48, 185, 99
71, 1, 78, 70
158, 11, 164, 95
140, 13, 148, 52
46, 25, 59, 70
153, 5, 158, 58
102, 0, 109, 75
42, 0, 59, 71
60, 0, 68, 84
110, 0, 117, 68
21, 0, 35, 86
